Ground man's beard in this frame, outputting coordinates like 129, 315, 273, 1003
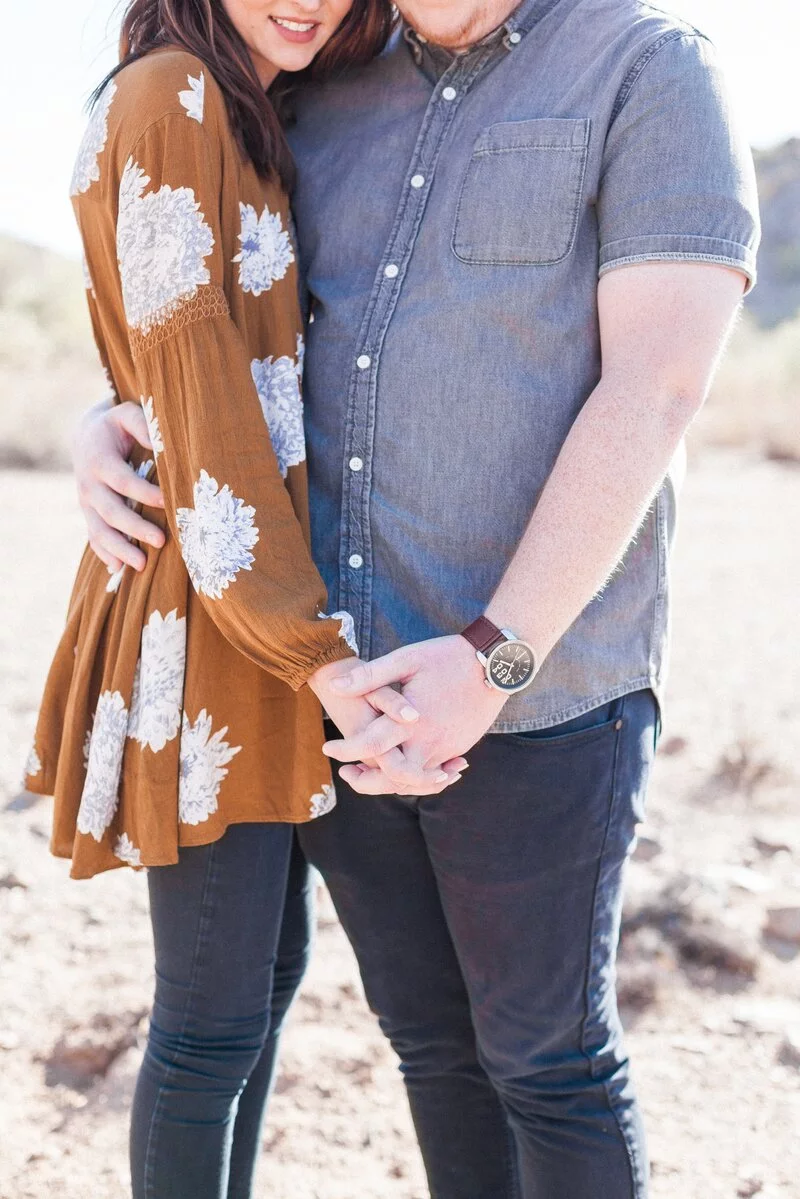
408, 3, 505, 51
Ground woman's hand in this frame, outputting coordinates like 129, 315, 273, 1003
73, 399, 165, 573
308, 658, 467, 796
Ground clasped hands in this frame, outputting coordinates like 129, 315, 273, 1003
309, 634, 508, 796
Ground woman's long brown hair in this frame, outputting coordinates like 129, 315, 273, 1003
91, 0, 394, 189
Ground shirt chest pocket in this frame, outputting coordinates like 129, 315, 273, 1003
452, 118, 591, 266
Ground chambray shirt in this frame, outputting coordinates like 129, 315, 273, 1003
288, 0, 759, 732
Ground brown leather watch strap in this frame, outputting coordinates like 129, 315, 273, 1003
461, 616, 507, 656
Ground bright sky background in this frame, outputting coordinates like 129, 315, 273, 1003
1, 0, 798, 259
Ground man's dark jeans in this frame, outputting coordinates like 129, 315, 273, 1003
301, 688, 658, 1199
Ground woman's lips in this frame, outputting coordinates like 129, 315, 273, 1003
269, 16, 320, 45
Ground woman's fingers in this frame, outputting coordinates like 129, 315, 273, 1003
371, 746, 451, 790
365, 686, 419, 725
85, 508, 147, 572
110, 399, 154, 453
338, 762, 462, 796
93, 483, 165, 548
323, 714, 409, 763
90, 542, 124, 574
440, 757, 469, 773
104, 459, 164, 510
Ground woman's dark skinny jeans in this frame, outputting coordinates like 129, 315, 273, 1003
130, 825, 311, 1199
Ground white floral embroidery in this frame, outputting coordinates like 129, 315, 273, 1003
70, 82, 117, 196
232, 202, 294, 296
78, 691, 128, 841
309, 784, 336, 819
117, 156, 214, 333
114, 833, 142, 867
178, 71, 205, 123
177, 470, 259, 599
250, 334, 305, 477
318, 611, 359, 655
179, 710, 241, 825
128, 609, 187, 753
106, 566, 124, 595
82, 729, 92, 770
82, 256, 95, 296
141, 397, 164, 458
24, 743, 42, 780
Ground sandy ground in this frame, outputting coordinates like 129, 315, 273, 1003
1, 448, 799, 1199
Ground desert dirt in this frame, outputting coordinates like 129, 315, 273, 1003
1, 448, 799, 1199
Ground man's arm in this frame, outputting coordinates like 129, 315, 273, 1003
325, 261, 747, 790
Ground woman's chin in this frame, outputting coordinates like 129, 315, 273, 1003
256, 31, 324, 76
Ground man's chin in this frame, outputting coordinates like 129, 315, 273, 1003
400, 6, 490, 51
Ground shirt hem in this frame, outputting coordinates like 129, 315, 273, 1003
53, 807, 336, 880
599, 236, 757, 293
488, 674, 658, 734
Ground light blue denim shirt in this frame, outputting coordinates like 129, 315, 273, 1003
288, 0, 759, 731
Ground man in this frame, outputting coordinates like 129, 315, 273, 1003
74, 0, 758, 1194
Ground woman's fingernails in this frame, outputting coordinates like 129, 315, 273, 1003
400, 705, 419, 722
436, 771, 449, 783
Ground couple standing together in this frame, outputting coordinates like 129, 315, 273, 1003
27, 0, 759, 1195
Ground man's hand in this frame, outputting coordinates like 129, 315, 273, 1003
309, 656, 468, 796
74, 400, 165, 573
322, 635, 506, 793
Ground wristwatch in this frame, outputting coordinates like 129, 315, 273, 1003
460, 616, 537, 695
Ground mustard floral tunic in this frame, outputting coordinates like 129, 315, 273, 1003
24, 50, 357, 879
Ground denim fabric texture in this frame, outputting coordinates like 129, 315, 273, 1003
288, 0, 760, 731
130, 829, 313, 1199
301, 689, 659, 1198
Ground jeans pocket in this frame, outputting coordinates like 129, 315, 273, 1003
452, 117, 590, 266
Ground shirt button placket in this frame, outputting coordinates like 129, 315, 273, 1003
345, 61, 467, 655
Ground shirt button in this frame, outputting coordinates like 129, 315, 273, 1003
349, 456, 364, 472
349, 553, 363, 570
384, 263, 399, 278
508, 30, 522, 44
410, 174, 425, 189
442, 86, 457, 101
356, 354, 371, 370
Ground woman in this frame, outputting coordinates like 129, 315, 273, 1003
24, 3, 461, 1195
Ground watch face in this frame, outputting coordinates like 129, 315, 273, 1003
487, 641, 536, 693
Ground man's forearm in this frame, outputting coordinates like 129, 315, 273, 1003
485, 374, 698, 665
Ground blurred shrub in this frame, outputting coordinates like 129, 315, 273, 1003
0, 235, 106, 469
0, 232, 797, 470
695, 310, 800, 462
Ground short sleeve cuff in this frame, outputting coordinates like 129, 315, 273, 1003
599, 234, 757, 293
